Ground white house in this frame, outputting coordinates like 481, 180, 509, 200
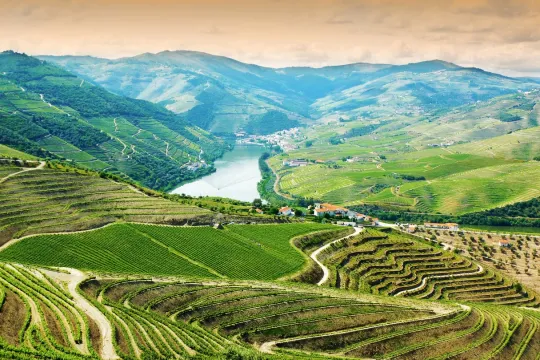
314, 203, 349, 217
424, 223, 460, 231
278, 207, 294, 216
499, 239, 510, 247
336, 221, 356, 227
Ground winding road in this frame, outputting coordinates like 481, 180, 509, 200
44, 268, 119, 360
0, 161, 45, 184
311, 226, 362, 286
267, 160, 294, 200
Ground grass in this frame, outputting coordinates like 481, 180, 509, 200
462, 225, 540, 235
272, 142, 540, 214
0, 145, 37, 160
390, 162, 540, 214
267, 91, 540, 215
0, 223, 335, 280
0, 225, 216, 278
0, 164, 211, 245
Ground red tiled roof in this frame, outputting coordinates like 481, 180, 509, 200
318, 203, 349, 212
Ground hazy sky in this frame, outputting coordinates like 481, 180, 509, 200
2, 0, 540, 76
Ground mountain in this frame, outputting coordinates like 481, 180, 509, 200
40, 52, 540, 135
0, 51, 226, 191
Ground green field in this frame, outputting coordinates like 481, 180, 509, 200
0, 165, 210, 244
78, 275, 540, 360
0, 223, 335, 280
271, 121, 540, 215
0, 144, 37, 160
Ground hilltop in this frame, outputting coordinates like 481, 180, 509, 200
40, 52, 539, 135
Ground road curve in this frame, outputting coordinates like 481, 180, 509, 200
311, 226, 362, 286
0, 161, 45, 184
43, 268, 120, 360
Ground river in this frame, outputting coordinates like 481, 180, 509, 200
171, 145, 265, 202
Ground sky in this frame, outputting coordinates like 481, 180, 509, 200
2, 0, 540, 77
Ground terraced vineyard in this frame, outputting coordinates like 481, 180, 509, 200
318, 228, 540, 307
0, 223, 338, 280
79, 277, 540, 359
0, 165, 211, 245
1, 261, 540, 359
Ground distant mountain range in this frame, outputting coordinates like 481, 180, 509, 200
40, 51, 539, 134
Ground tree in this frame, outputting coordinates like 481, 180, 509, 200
252, 198, 263, 208
294, 209, 303, 217
305, 140, 313, 148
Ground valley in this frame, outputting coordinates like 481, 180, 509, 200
2, 49, 540, 359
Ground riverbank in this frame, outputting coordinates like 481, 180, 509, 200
257, 152, 296, 206
171, 145, 265, 202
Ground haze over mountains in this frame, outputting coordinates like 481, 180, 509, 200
41, 51, 539, 135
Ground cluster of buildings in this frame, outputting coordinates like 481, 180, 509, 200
313, 203, 379, 225
424, 222, 460, 231
236, 128, 302, 152
184, 161, 208, 172
283, 159, 309, 167
276, 203, 379, 225
427, 141, 455, 148
283, 158, 326, 167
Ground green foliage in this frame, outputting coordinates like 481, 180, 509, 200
328, 121, 391, 145
499, 111, 522, 122
0, 223, 334, 280
0, 51, 227, 191
0, 225, 217, 277
245, 111, 300, 135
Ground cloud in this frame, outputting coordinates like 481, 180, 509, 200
499, 28, 540, 44
202, 26, 225, 35
394, 42, 414, 60
289, 44, 330, 65
453, 0, 538, 18
427, 24, 494, 34
326, 15, 354, 25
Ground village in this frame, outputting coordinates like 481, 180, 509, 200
235, 127, 303, 152
263, 202, 466, 234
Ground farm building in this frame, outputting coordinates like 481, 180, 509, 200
255, 208, 264, 214
499, 239, 511, 247
283, 159, 309, 167
349, 212, 365, 220
278, 207, 294, 216
314, 203, 349, 217
407, 225, 418, 233
336, 221, 357, 227
424, 222, 460, 231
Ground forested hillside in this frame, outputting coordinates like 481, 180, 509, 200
0, 51, 226, 190
42, 53, 539, 135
